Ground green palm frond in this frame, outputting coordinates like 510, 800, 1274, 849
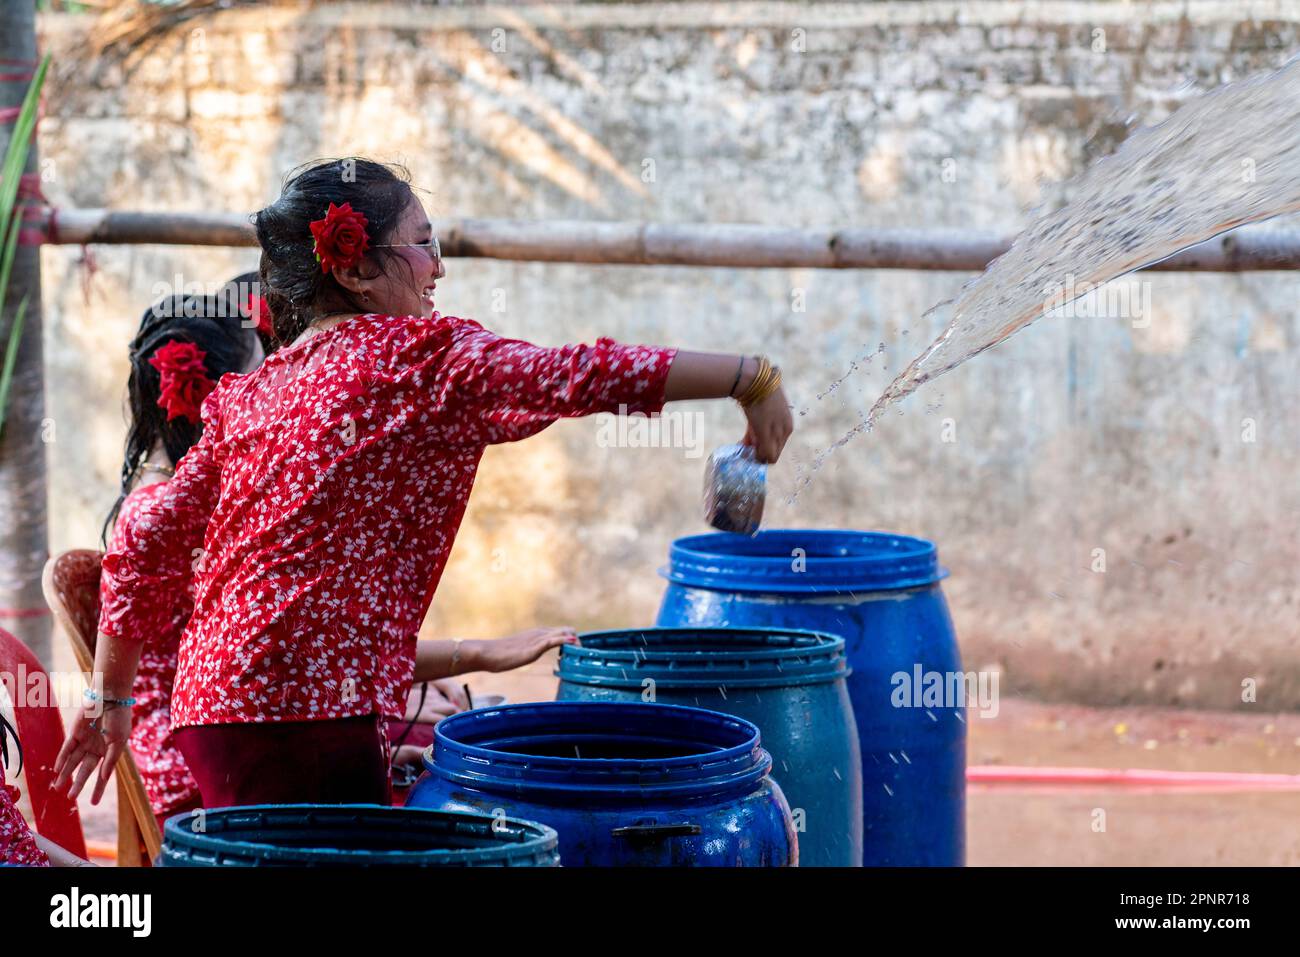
0, 53, 51, 437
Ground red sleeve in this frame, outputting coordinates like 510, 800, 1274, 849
98, 390, 224, 642
383, 314, 677, 445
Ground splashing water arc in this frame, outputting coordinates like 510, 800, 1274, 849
801, 57, 1300, 493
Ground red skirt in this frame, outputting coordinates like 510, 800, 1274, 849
174, 715, 391, 808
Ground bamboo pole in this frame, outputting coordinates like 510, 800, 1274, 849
46, 209, 1300, 272
0, 1, 51, 666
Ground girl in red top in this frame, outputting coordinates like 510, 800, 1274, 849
100, 283, 266, 831
55, 158, 793, 807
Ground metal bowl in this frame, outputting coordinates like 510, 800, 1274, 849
702, 444, 766, 535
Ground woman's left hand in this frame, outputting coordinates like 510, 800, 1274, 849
469, 627, 579, 673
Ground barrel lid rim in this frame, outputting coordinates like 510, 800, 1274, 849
429, 701, 770, 795
558, 627, 850, 688
661, 528, 948, 593
570, 626, 846, 657
427, 755, 774, 800
161, 803, 559, 863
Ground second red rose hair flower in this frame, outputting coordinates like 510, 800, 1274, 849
242, 291, 273, 337
149, 340, 215, 425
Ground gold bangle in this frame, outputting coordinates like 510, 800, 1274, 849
735, 356, 769, 406
737, 357, 781, 408
450, 637, 464, 673
750, 367, 782, 407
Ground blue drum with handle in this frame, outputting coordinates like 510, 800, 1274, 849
656, 528, 965, 866
407, 700, 797, 866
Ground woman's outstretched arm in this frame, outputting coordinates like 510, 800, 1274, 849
424, 318, 794, 461
413, 627, 578, 682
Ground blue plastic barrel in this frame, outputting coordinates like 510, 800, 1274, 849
407, 701, 797, 866
159, 804, 559, 867
555, 627, 861, 866
656, 529, 965, 866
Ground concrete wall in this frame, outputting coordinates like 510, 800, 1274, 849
33, 2, 1300, 708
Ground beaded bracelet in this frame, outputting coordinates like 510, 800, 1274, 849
83, 688, 136, 709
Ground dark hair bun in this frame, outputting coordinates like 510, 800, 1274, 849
254, 158, 414, 343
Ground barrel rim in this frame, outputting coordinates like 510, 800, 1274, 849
426, 701, 773, 800
556, 626, 850, 688
161, 803, 559, 866
660, 528, 949, 594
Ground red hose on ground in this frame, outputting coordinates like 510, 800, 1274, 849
969, 765, 1300, 790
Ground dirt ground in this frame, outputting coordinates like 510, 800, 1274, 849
73, 656, 1300, 865
965, 698, 1300, 866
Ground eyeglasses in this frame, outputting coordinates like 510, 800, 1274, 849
371, 236, 442, 261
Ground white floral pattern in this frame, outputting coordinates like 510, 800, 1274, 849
0, 784, 48, 866
99, 313, 675, 729
102, 482, 201, 817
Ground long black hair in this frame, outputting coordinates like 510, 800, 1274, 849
0, 710, 19, 775
253, 158, 418, 344
101, 287, 259, 545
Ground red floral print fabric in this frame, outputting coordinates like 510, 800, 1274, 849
99, 313, 675, 729
101, 481, 203, 817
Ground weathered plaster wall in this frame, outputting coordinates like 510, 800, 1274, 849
33, 2, 1300, 708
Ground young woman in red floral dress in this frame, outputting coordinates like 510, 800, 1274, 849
100, 281, 269, 831
54, 158, 793, 808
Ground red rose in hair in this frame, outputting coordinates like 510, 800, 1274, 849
243, 292, 273, 337
149, 340, 215, 425
309, 202, 371, 274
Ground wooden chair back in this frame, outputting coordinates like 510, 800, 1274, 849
42, 549, 163, 864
